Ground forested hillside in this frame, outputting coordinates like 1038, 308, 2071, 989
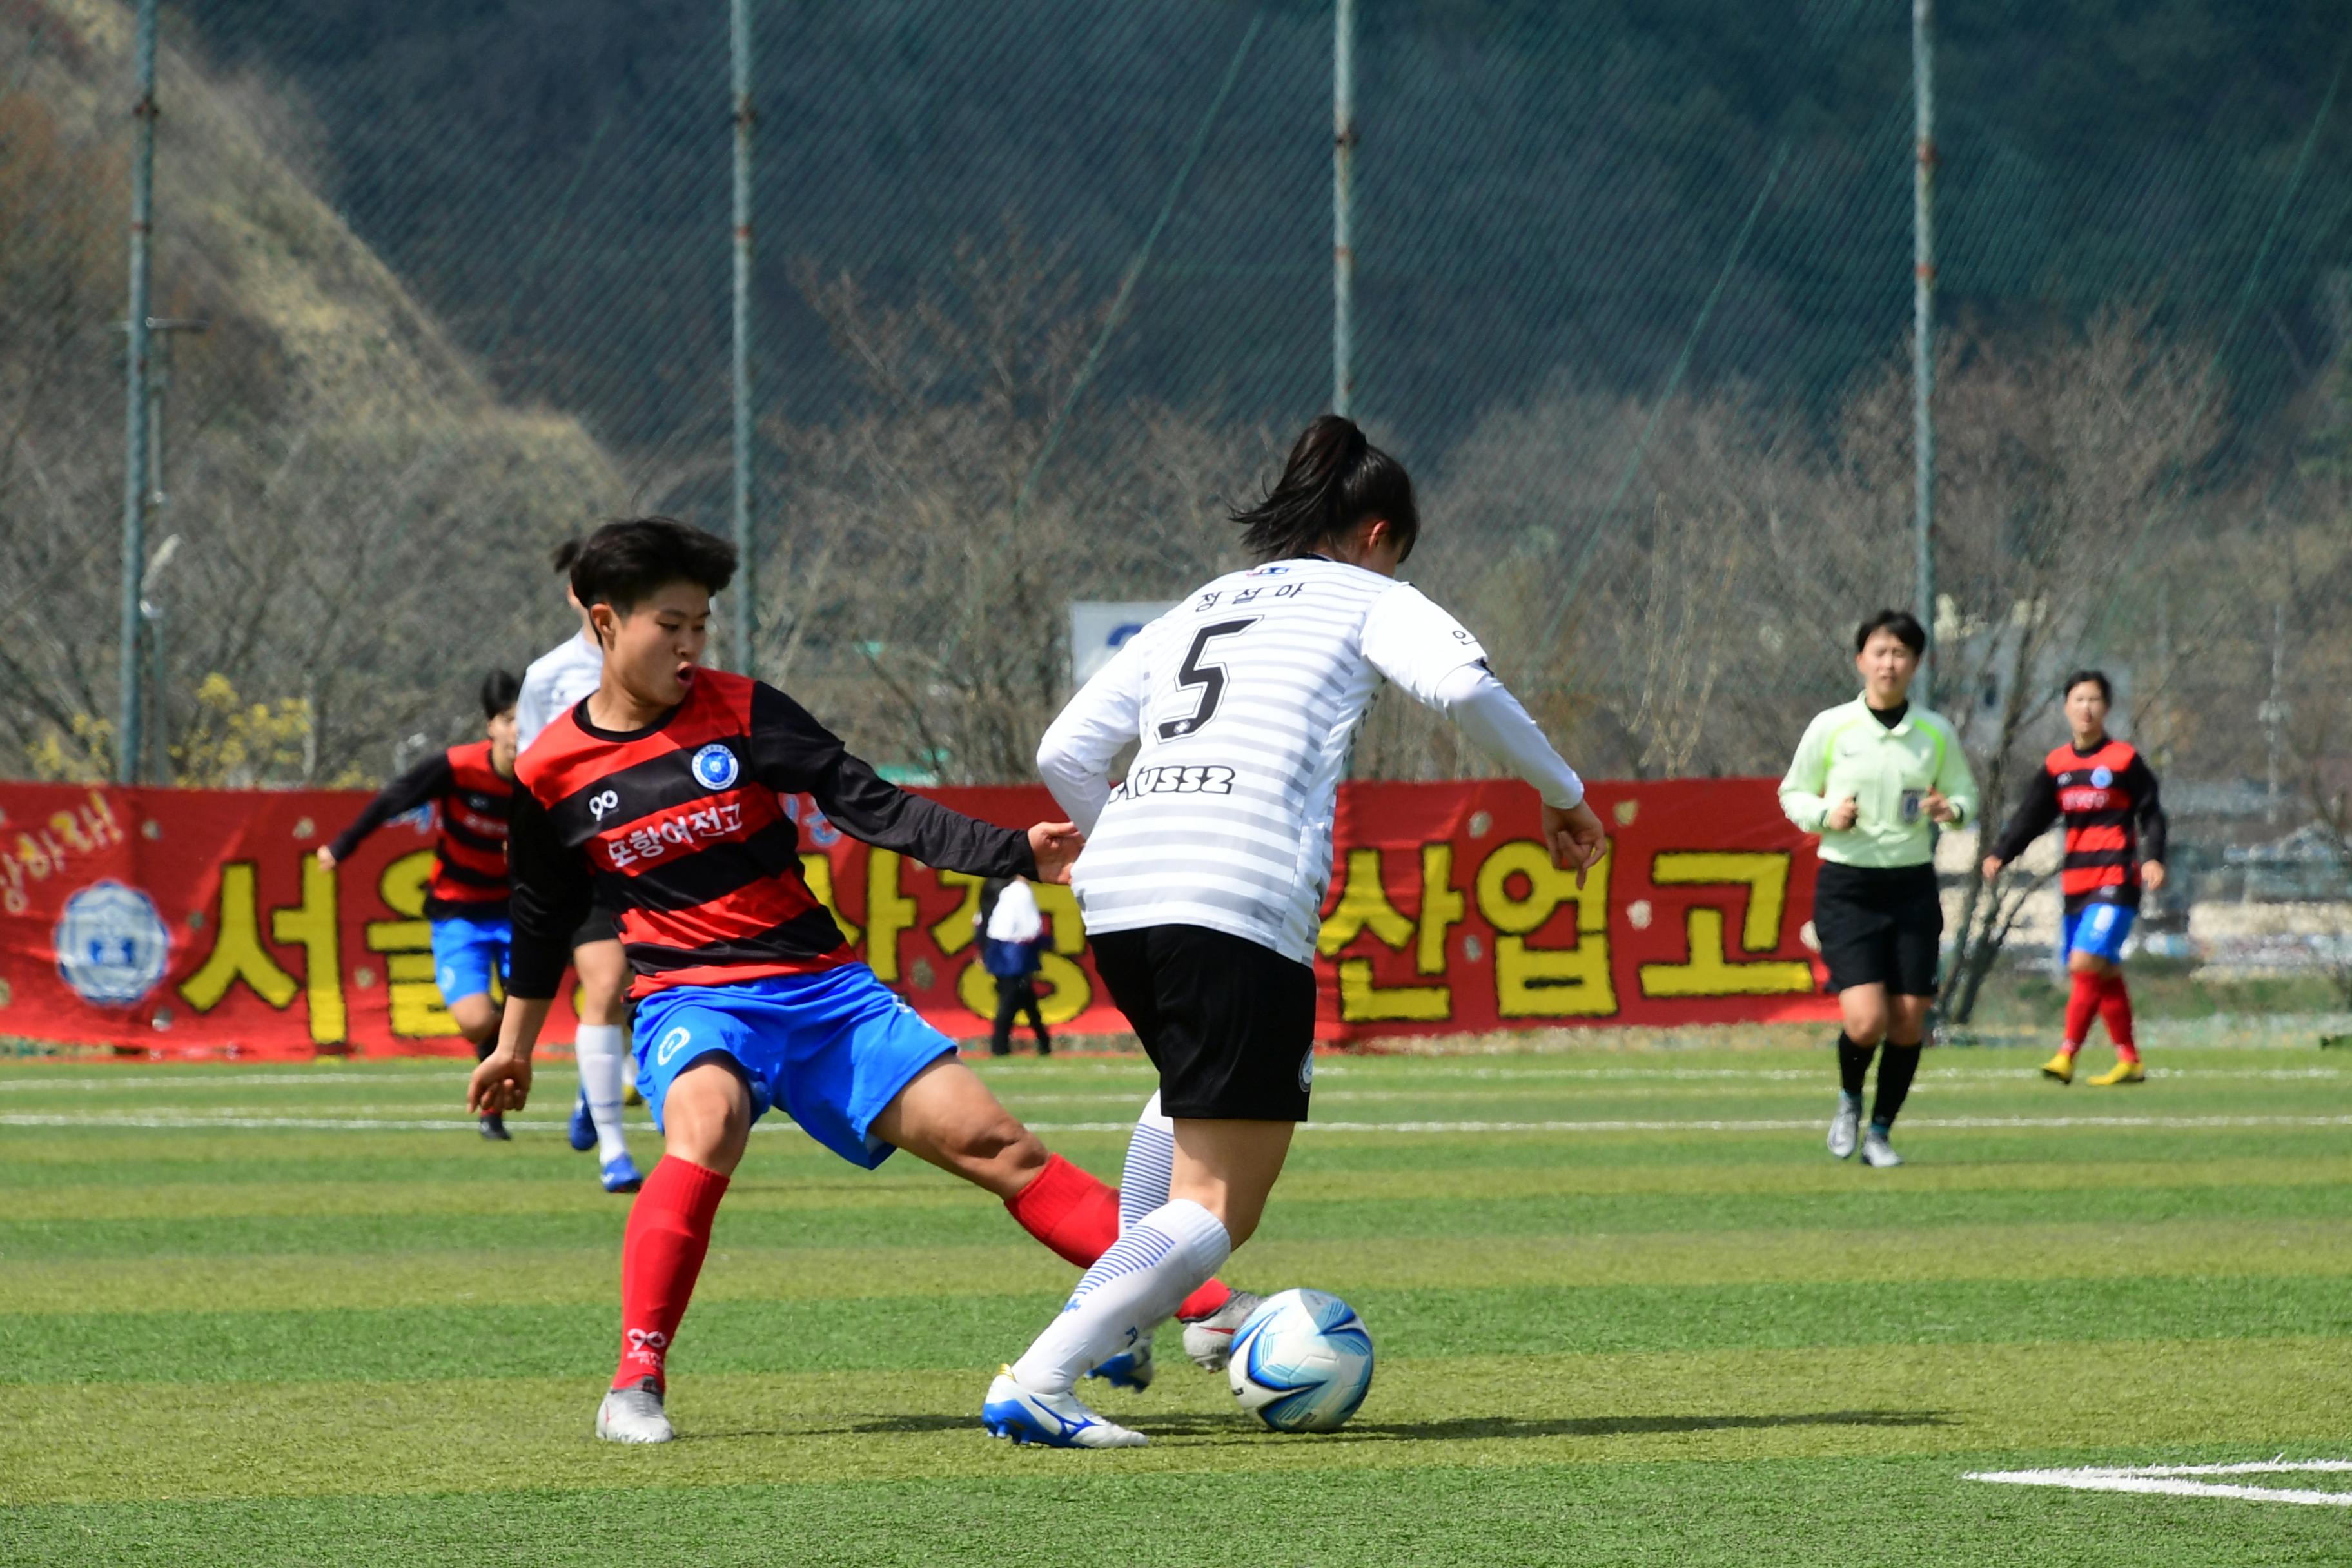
168, 0, 2352, 457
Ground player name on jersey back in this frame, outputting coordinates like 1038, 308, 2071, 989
1068, 557, 1486, 964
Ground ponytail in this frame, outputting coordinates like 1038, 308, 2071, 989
1231, 414, 1419, 563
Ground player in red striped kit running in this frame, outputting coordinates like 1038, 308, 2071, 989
466, 518, 1239, 1443
321, 670, 523, 1138
1981, 671, 2168, 1087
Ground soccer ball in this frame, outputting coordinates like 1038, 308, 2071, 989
1226, 1288, 1373, 1432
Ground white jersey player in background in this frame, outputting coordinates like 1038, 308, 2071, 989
515, 540, 642, 1193
983, 415, 1608, 1447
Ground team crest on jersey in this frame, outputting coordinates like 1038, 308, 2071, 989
691, 742, 740, 790
54, 880, 170, 1006
2090, 765, 2113, 788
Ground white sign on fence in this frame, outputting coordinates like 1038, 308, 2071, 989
1068, 600, 1175, 688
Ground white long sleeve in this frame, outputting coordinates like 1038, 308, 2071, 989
1035, 634, 1150, 835
1433, 663, 1585, 809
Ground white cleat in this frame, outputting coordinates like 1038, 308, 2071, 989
595, 1378, 674, 1444
1827, 1093, 1861, 1160
1180, 1289, 1264, 1373
1860, 1128, 1905, 1168
982, 1368, 1148, 1448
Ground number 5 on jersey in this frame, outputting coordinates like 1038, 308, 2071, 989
1157, 619, 1258, 741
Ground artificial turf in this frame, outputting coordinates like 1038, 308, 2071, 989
2, 1035, 2348, 1565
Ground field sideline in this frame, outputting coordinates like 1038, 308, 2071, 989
3, 1037, 2349, 1565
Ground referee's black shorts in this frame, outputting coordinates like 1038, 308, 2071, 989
1089, 923, 1318, 1122
1812, 861, 1942, 997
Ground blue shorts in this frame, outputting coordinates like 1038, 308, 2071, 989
631, 965, 956, 1169
429, 913, 511, 1006
2061, 902, 2136, 965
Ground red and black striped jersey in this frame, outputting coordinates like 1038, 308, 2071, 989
505, 668, 1035, 1000
328, 740, 513, 917
1986, 737, 2167, 911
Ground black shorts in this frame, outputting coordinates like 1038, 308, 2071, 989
1812, 862, 1943, 997
1089, 924, 1318, 1121
569, 906, 620, 950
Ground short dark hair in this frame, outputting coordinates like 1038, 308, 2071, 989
2062, 668, 2112, 703
1854, 608, 1926, 655
551, 539, 582, 574
1232, 415, 1420, 564
569, 517, 736, 614
478, 667, 522, 719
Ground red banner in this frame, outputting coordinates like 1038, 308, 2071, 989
0, 779, 1832, 1059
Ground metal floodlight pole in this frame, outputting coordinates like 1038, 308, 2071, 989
141, 319, 203, 783
729, 0, 757, 676
116, 0, 160, 784
1331, 0, 1357, 417
1912, 0, 1937, 707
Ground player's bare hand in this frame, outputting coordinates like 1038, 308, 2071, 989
1544, 801, 1608, 888
1924, 787, 1958, 825
1826, 796, 1859, 831
313, 846, 337, 870
1980, 854, 2004, 882
1026, 821, 1085, 884
2142, 860, 2166, 892
468, 1048, 533, 1115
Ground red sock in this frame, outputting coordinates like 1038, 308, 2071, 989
1004, 1153, 1122, 1268
1004, 1155, 1237, 1319
613, 1155, 729, 1393
2098, 973, 2138, 1063
1177, 1278, 1233, 1321
2063, 972, 2101, 1049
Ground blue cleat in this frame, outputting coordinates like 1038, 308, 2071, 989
983, 1367, 1146, 1448
1086, 1339, 1155, 1393
568, 1090, 598, 1153
601, 1152, 643, 1193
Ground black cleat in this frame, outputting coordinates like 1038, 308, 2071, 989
478, 1114, 511, 1142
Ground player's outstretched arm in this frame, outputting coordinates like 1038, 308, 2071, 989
749, 681, 1043, 880
316, 750, 453, 868
1982, 765, 2061, 881
1036, 635, 1148, 836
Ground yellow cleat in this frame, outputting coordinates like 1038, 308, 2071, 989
2088, 1059, 2146, 1086
2039, 1051, 2076, 1085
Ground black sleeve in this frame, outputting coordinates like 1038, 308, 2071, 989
328, 752, 453, 861
505, 787, 594, 1000
747, 682, 1037, 879
2128, 756, 2168, 865
1986, 765, 2061, 866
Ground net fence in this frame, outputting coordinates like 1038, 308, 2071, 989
6, 1, 2352, 955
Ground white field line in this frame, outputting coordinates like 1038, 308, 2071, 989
2, 1067, 2339, 1101
10, 1111, 2352, 1135
1965, 1460, 2352, 1507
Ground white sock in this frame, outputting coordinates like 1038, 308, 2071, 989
1117, 1092, 1174, 1233
1009, 1198, 1230, 1395
575, 1024, 630, 1164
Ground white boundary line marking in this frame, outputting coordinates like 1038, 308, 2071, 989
8, 1112, 2352, 1134
1965, 1460, 2352, 1507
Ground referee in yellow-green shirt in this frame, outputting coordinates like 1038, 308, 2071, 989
1779, 609, 1977, 1170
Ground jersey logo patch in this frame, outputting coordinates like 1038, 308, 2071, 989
655, 1026, 692, 1067
2090, 765, 2113, 788
691, 743, 741, 790
1298, 1048, 1316, 1093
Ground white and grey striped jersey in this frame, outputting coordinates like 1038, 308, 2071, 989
515, 631, 603, 753
1037, 557, 1495, 964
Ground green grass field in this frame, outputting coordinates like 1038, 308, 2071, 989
3, 1034, 2349, 1565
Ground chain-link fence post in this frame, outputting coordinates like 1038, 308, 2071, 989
1331, 0, 1356, 418
115, 0, 159, 783
729, 0, 757, 675
1912, 0, 1938, 706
